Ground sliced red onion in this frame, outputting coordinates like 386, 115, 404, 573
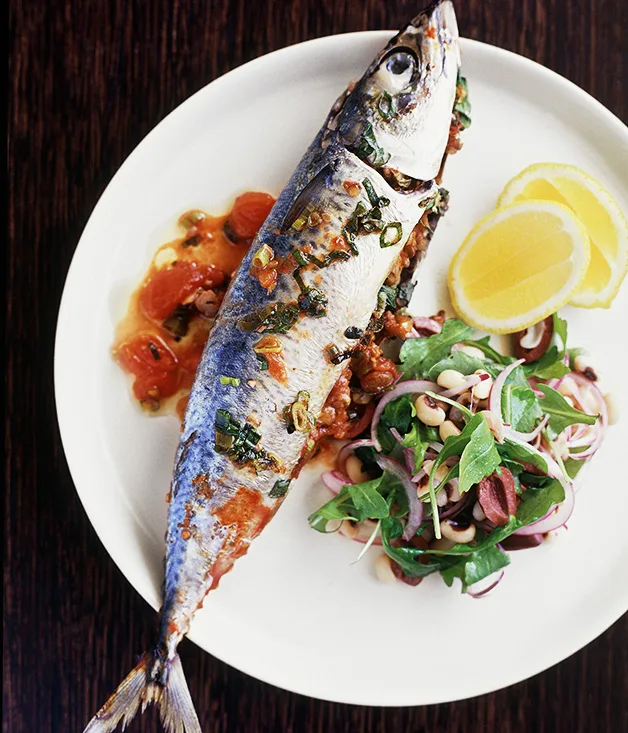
514, 481, 575, 535
428, 441, 443, 453
438, 489, 473, 520
321, 470, 352, 494
413, 316, 442, 334
503, 414, 549, 444
403, 448, 416, 475
337, 439, 374, 475
370, 380, 439, 451
488, 358, 525, 419
375, 454, 422, 540
466, 570, 505, 598
411, 467, 427, 484
440, 374, 482, 399
390, 427, 404, 445
570, 372, 607, 424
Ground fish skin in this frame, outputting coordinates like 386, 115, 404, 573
84, 2, 463, 730
160, 0, 461, 657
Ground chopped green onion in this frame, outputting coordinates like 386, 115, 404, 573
269, 479, 291, 498
252, 244, 274, 268
379, 222, 403, 248
220, 376, 241, 386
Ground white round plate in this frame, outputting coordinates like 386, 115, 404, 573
55, 33, 628, 705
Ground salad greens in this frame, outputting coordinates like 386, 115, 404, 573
309, 315, 603, 595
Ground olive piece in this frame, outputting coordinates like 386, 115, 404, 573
512, 316, 554, 363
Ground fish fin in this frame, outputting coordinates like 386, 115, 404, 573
83, 651, 202, 733
281, 163, 335, 232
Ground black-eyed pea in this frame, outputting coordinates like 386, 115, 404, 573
374, 553, 397, 583
415, 394, 446, 426
345, 455, 371, 484
339, 520, 359, 541
439, 420, 461, 442
472, 501, 486, 522
440, 519, 476, 544
604, 393, 619, 425
472, 370, 493, 400
436, 369, 467, 390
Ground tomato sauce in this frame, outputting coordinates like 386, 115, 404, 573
113, 192, 275, 418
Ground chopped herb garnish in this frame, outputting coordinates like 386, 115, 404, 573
220, 376, 241, 386
283, 390, 316, 434
239, 302, 299, 334
292, 249, 309, 267
256, 353, 269, 370
354, 123, 390, 168
163, 305, 194, 341
344, 326, 364, 340
298, 287, 328, 318
148, 342, 161, 360
377, 91, 397, 121
252, 244, 274, 269
379, 222, 403, 248
269, 479, 291, 499
214, 409, 280, 473
453, 71, 472, 129
325, 344, 355, 365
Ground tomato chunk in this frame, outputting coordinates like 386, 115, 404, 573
139, 261, 226, 321
115, 333, 180, 403
228, 192, 275, 240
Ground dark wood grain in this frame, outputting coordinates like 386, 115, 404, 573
6, 1, 628, 731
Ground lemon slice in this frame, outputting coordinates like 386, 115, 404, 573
498, 163, 628, 308
448, 200, 590, 334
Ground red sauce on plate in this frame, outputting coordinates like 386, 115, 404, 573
113, 192, 275, 418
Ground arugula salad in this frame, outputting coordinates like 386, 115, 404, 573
309, 314, 609, 595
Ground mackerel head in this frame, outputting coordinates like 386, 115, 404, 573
83, 3, 465, 731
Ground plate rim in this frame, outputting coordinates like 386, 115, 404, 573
55, 31, 628, 706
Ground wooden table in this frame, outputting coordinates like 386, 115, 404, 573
6, 1, 627, 730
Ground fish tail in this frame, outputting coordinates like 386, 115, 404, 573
83, 650, 201, 733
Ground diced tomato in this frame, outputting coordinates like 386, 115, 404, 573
228, 192, 275, 240
139, 261, 226, 321
265, 352, 287, 385
115, 333, 180, 402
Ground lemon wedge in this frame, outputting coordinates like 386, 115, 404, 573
497, 163, 628, 308
448, 200, 590, 334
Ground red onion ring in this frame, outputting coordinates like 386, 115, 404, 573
514, 481, 575, 535
375, 454, 422, 541
467, 570, 505, 598
440, 374, 482, 399
370, 380, 439, 451
412, 316, 442, 334
321, 470, 352, 494
488, 358, 525, 422
503, 414, 549, 444
337, 439, 374, 475
403, 448, 416, 475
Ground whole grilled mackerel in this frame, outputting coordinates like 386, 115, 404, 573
85, 2, 464, 731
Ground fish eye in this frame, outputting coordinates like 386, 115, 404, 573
374, 47, 420, 94
386, 52, 415, 76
